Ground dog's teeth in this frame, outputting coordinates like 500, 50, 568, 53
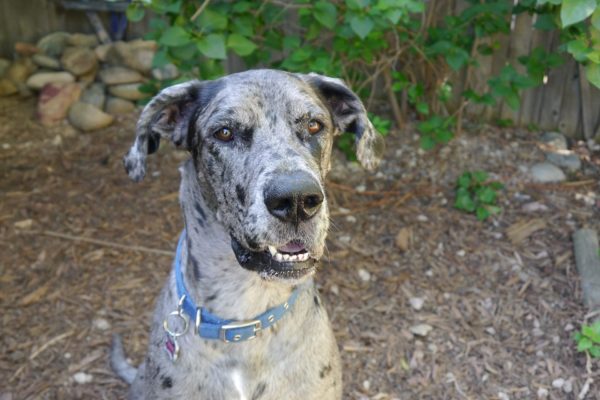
288, 254, 298, 262
282, 254, 290, 261
268, 246, 277, 256
275, 253, 284, 262
299, 253, 308, 261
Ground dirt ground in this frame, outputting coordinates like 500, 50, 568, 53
1, 95, 599, 400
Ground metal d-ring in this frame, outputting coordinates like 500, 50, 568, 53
163, 295, 190, 338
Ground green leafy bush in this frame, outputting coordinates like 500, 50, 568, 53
127, 0, 600, 153
573, 321, 600, 358
454, 171, 503, 221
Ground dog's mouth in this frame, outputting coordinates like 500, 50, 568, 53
231, 236, 317, 280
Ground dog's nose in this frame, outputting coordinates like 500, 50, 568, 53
264, 171, 324, 224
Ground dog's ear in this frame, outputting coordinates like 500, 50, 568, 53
123, 80, 205, 182
302, 73, 384, 171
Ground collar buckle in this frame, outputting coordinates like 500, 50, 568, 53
220, 319, 262, 342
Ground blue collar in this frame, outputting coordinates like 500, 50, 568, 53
172, 231, 301, 342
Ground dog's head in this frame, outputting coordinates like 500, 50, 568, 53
124, 70, 383, 280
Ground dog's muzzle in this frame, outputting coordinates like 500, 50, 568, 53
231, 170, 324, 280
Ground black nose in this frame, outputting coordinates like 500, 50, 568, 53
264, 171, 324, 224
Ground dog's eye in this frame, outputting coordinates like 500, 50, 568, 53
214, 127, 233, 142
307, 120, 323, 135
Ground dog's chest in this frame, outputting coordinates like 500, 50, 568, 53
147, 289, 341, 400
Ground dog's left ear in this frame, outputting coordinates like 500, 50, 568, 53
302, 73, 385, 171
123, 80, 205, 182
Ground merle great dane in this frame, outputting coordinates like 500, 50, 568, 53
111, 69, 383, 399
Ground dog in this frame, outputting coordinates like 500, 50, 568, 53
110, 69, 383, 399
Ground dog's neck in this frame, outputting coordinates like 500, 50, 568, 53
177, 160, 303, 321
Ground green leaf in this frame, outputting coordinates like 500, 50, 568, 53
490, 182, 504, 190
227, 34, 257, 56
419, 135, 436, 150
416, 102, 429, 115
455, 190, 476, 212
534, 13, 557, 31
152, 48, 169, 69
159, 26, 190, 47
477, 186, 497, 204
593, 8, 600, 30
314, 1, 338, 29
476, 207, 491, 220
577, 337, 593, 351
197, 9, 228, 31
486, 205, 502, 215
232, 1, 253, 13
582, 324, 600, 343
566, 38, 590, 62
585, 63, 600, 90
349, 15, 374, 39
458, 173, 472, 189
590, 345, 600, 358
169, 42, 198, 61
446, 47, 470, 71
473, 171, 488, 183
561, 0, 596, 28
197, 33, 227, 59
126, 3, 145, 22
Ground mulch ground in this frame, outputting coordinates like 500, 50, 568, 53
0, 95, 599, 400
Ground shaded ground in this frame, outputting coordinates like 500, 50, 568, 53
1, 95, 599, 399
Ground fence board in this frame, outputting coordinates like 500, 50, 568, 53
557, 59, 581, 136
500, 10, 533, 123
537, 52, 570, 130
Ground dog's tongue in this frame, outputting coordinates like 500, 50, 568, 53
277, 242, 306, 254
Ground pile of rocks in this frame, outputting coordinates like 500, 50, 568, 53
0, 32, 178, 131
529, 131, 582, 183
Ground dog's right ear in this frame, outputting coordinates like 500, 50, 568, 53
123, 80, 204, 182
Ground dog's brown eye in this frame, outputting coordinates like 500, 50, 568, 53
307, 120, 322, 135
214, 127, 233, 142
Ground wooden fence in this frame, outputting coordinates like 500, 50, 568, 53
1, 0, 599, 139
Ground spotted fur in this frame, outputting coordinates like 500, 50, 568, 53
112, 70, 383, 399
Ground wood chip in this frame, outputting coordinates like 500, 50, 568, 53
506, 218, 547, 244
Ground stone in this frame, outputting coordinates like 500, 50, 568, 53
99, 66, 143, 85
80, 83, 105, 109
105, 96, 135, 115
0, 58, 10, 77
545, 152, 581, 171
32, 54, 61, 69
73, 372, 93, 384
6, 58, 36, 83
409, 297, 424, 311
529, 162, 566, 183
78, 64, 98, 84
14, 42, 39, 56
37, 32, 70, 57
0, 79, 18, 96
395, 227, 411, 251
108, 83, 146, 100
36, 82, 82, 126
552, 378, 565, 389
68, 101, 114, 131
540, 131, 567, 151
357, 268, 371, 282
67, 33, 98, 47
61, 47, 97, 76
108, 41, 155, 73
152, 63, 179, 80
26, 72, 74, 90
94, 43, 112, 62
410, 324, 433, 337
128, 39, 158, 51
93, 318, 111, 330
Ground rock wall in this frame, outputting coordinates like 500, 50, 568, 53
0, 32, 178, 131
